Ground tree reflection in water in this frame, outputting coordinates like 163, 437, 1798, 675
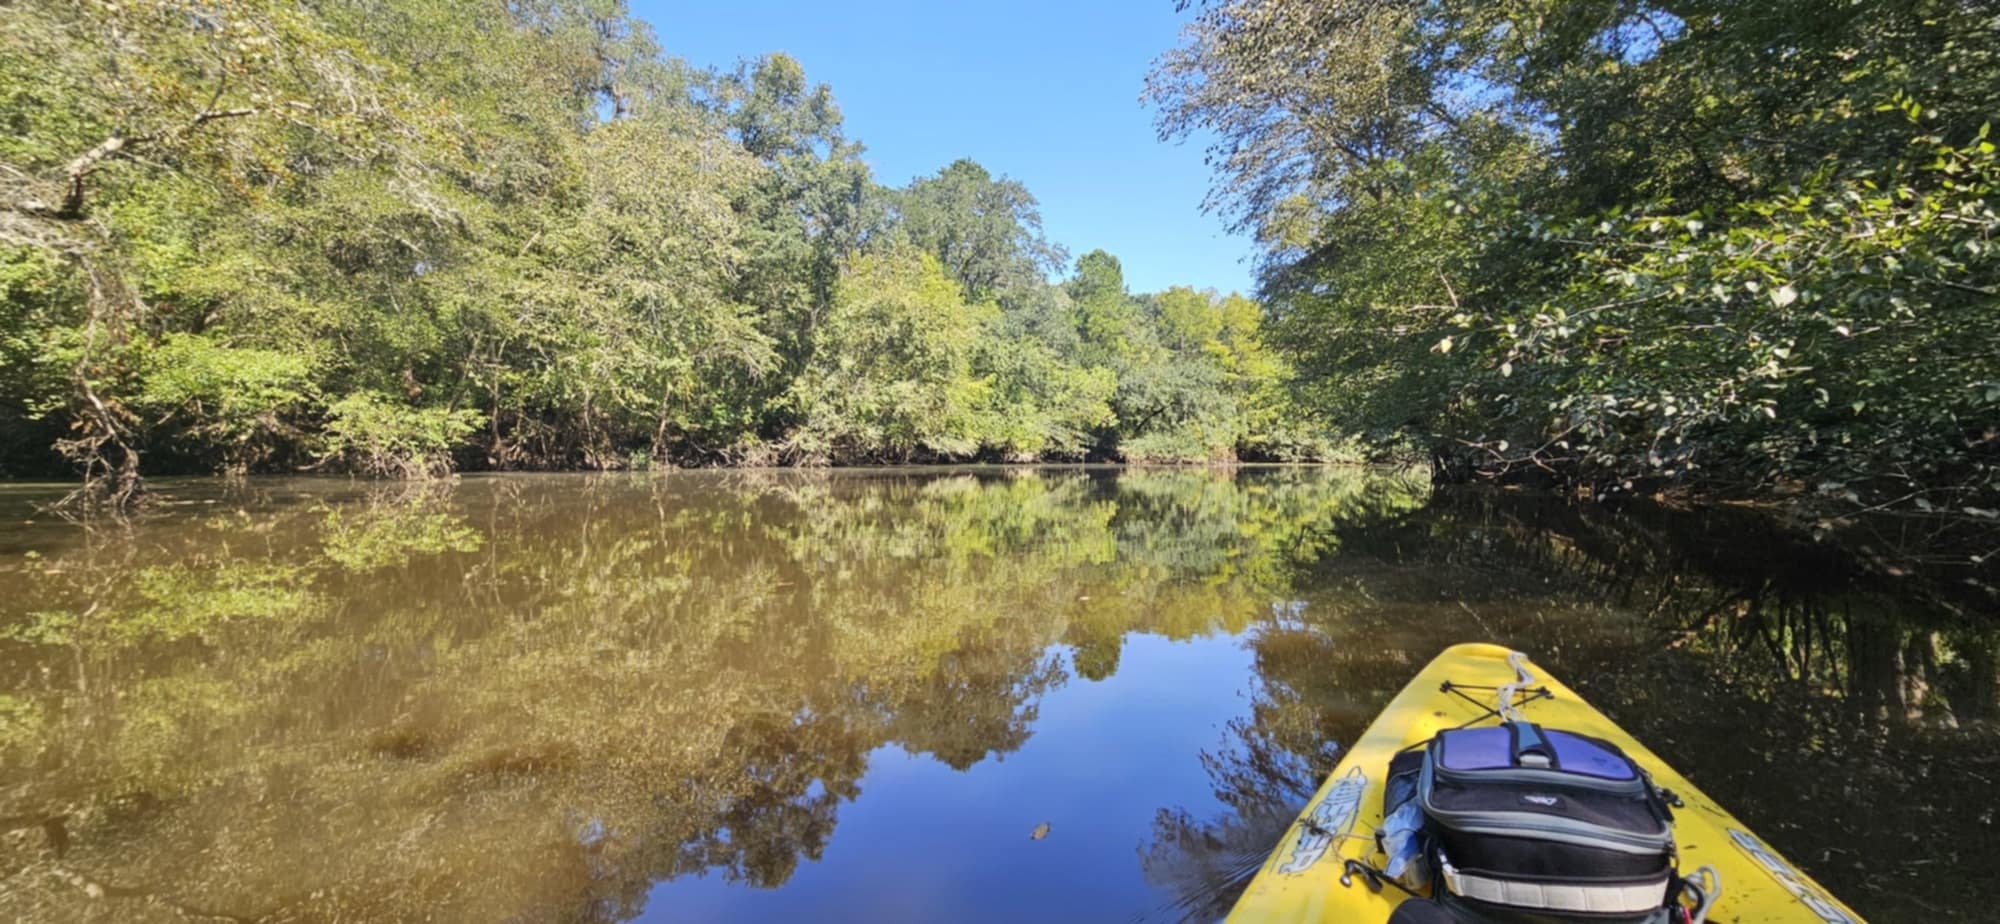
0, 468, 1421, 922
2, 472, 1991, 922
1140, 490, 1997, 924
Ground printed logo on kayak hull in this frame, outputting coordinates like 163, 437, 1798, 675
1728, 828, 1857, 923
1277, 767, 1367, 875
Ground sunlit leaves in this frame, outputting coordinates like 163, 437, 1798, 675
4, 6, 1319, 478
787, 245, 994, 460
1157, 0, 2000, 506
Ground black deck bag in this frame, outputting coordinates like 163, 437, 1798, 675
1417, 722, 1677, 923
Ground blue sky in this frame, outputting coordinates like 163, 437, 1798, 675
631, 0, 1256, 296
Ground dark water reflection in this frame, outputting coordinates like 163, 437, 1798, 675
0, 469, 1991, 923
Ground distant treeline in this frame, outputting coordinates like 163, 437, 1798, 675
1154, 0, 1999, 510
1, 2, 1334, 500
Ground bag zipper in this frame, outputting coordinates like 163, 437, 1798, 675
1419, 762, 1674, 853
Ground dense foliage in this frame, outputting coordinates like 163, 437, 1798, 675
0, 1, 1329, 501
1152, 0, 2000, 509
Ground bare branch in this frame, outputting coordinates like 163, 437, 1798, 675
54, 107, 261, 216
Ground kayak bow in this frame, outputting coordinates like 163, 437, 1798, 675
1228, 644, 1864, 924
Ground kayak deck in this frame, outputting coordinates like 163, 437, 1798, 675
1227, 643, 1863, 923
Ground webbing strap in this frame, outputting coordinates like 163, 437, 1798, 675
1440, 860, 1668, 915
1509, 721, 1555, 768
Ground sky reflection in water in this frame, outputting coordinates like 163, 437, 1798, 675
0, 468, 1989, 923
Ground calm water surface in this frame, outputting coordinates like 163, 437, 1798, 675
0, 468, 1991, 922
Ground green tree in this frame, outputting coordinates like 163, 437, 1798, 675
897, 159, 1066, 302
709, 54, 884, 384
0, 0, 423, 499
1066, 249, 1146, 366
0, 0, 1333, 492
786, 244, 993, 461
1153, 0, 2000, 504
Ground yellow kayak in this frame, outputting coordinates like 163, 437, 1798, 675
1228, 643, 1863, 924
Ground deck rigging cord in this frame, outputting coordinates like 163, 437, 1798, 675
1427, 650, 1553, 738
1495, 650, 1534, 724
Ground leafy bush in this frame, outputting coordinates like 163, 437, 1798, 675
785, 245, 994, 462
133, 333, 316, 472
1464, 120, 2000, 499
1120, 427, 1237, 464
323, 393, 483, 478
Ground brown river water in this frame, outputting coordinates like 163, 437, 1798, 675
0, 467, 1992, 922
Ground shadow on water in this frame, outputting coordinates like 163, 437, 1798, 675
1139, 490, 2000, 923
0, 470, 1992, 922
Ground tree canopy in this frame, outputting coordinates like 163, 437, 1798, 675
1152, 0, 2000, 510
0, 1, 1334, 503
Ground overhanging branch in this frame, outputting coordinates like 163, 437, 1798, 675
53, 106, 261, 217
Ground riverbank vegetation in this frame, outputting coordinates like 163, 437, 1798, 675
1, 1, 1333, 503
9, 0, 1995, 522
1152, 0, 1999, 513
